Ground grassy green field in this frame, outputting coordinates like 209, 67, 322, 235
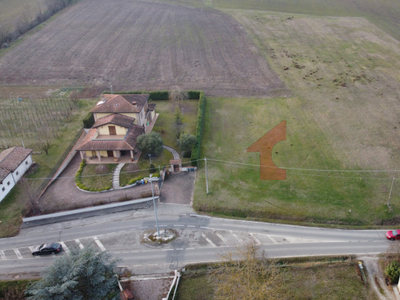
194, 10, 400, 226
176, 258, 377, 300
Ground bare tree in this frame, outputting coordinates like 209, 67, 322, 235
169, 85, 187, 102
36, 129, 54, 155
212, 242, 284, 300
20, 178, 40, 215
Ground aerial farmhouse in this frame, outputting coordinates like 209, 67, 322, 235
76, 94, 157, 163
0, 147, 33, 202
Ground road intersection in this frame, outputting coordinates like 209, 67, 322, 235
0, 203, 392, 279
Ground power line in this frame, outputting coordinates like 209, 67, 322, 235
204, 158, 400, 174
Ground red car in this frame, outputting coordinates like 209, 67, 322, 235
386, 230, 400, 240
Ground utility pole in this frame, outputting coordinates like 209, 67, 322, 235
205, 157, 209, 194
387, 177, 395, 207
150, 175, 160, 236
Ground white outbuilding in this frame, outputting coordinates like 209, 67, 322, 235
0, 147, 33, 203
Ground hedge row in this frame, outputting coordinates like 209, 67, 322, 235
104, 91, 169, 100
103, 90, 202, 101
82, 112, 95, 128
191, 92, 206, 166
75, 160, 112, 192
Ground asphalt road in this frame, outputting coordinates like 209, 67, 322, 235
0, 204, 392, 279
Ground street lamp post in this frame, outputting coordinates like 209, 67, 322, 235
148, 153, 152, 165
150, 175, 160, 236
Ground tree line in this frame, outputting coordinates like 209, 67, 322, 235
0, 0, 75, 49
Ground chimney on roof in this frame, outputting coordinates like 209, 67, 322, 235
132, 101, 137, 105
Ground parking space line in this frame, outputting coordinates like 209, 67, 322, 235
187, 225, 196, 228
75, 239, 84, 249
0, 250, 5, 260
60, 242, 70, 254
232, 233, 244, 245
216, 233, 230, 246
93, 236, 106, 252
173, 225, 185, 227
249, 233, 261, 246
201, 233, 217, 247
267, 235, 278, 244
14, 249, 23, 259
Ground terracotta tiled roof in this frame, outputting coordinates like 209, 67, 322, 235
0, 147, 33, 181
92, 114, 134, 129
169, 159, 182, 165
76, 125, 145, 151
91, 94, 150, 114
0, 168, 10, 183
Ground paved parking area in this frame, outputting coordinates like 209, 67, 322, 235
160, 172, 195, 205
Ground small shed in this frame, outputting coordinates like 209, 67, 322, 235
169, 159, 182, 173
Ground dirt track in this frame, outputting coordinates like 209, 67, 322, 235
0, 0, 287, 97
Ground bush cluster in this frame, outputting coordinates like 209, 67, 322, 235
75, 160, 111, 192
191, 92, 205, 166
385, 261, 400, 284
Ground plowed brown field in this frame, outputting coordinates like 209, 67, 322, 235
0, 0, 287, 97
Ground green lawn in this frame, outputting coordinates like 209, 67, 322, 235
151, 99, 199, 158
80, 164, 115, 190
176, 258, 377, 300
194, 95, 398, 226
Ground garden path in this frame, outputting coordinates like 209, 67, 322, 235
163, 145, 180, 159
113, 163, 125, 189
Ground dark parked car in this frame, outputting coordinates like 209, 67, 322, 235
31, 242, 62, 255
386, 230, 400, 240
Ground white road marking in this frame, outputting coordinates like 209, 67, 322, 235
267, 235, 279, 244
249, 233, 261, 245
187, 225, 196, 228
0, 250, 6, 260
232, 233, 244, 245
140, 226, 148, 229
93, 236, 106, 252
60, 242, 70, 254
201, 233, 217, 247
216, 233, 230, 246
75, 239, 84, 249
14, 249, 23, 259
173, 225, 185, 227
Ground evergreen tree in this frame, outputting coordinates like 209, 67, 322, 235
136, 132, 164, 157
178, 133, 197, 157
25, 248, 120, 300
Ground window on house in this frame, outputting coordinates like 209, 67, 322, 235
2, 187, 5, 192
25, 161, 28, 165
16, 171, 19, 176
109, 126, 117, 135
7, 181, 10, 186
